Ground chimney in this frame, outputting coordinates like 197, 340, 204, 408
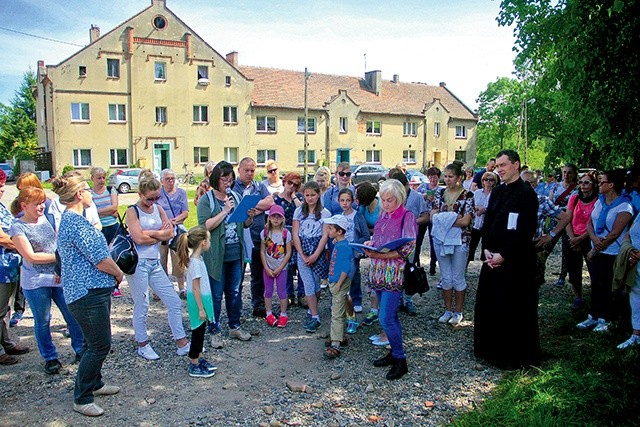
89, 25, 100, 44
152, 0, 166, 6
439, 82, 446, 87
365, 70, 382, 96
392, 74, 400, 84
226, 51, 238, 67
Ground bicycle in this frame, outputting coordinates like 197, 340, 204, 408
177, 171, 196, 185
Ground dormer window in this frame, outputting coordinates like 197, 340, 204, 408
197, 65, 209, 85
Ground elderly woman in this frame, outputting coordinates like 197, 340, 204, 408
0, 169, 31, 366
52, 173, 124, 417
194, 161, 216, 206
89, 167, 119, 244
10, 187, 84, 375
263, 160, 284, 195
156, 168, 189, 298
363, 179, 416, 381
468, 171, 497, 264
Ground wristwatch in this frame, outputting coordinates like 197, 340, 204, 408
549, 231, 557, 238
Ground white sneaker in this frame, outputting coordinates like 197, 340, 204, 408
438, 311, 453, 323
354, 305, 363, 313
576, 314, 598, 329
229, 327, 251, 341
617, 335, 640, 349
448, 312, 463, 325
593, 318, 610, 332
176, 341, 191, 356
137, 343, 160, 360
210, 333, 224, 349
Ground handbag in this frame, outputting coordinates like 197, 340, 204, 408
404, 261, 429, 295
109, 207, 139, 275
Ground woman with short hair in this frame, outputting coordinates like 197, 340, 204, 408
263, 160, 284, 195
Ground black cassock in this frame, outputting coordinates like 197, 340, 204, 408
474, 177, 540, 369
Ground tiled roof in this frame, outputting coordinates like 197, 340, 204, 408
239, 66, 477, 120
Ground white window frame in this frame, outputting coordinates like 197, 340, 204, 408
365, 150, 381, 164
366, 120, 381, 135
193, 147, 209, 165
402, 150, 417, 164
223, 106, 238, 125
193, 105, 209, 123
197, 65, 208, 80
298, 150, 317, 165
403, 122, 417, 137
455, 125, 467, 138
434, 122, 440, 137
224, 147, 239, 164
108, 104, 126, 123
107, 58, 119, 78
256, 116, 276, 133
70, 103, 90, 122
297, 117, 316, 133
339, 117, 348, 133
154, 61, 167, 81
110, 149, 128, 167
256, 149, 277, 165
155, 106, 167, 124
225, 76, 231, 87
73, 149, 92, 167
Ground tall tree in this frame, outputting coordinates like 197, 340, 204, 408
0, 70, 37, 161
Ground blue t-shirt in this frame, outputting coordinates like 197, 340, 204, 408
328, 238, 354, 283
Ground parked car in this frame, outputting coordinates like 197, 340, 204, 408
0, 163, 15, 181
108, 168, 146, 193
351, 164, 389, 187
405, 169, 429, 184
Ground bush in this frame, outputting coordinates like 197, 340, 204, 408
62, 165, 75, 175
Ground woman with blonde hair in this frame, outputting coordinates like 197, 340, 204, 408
89, 167, 120, 244
263, 160, 284, 195
314, 166, 331, 197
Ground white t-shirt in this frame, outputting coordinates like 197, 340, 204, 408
343, 210, 357, 243
293, 206, 331, 238
590, 198, 634, 255
260, 228, 292, 270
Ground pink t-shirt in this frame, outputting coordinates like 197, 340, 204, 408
567, 194, 597, 236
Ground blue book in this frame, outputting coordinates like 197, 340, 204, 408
349, 237, 414, 253
227, 194, 261, 223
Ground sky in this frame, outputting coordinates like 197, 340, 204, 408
0, 0, 516, 110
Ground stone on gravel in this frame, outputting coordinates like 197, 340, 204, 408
330, 372, 341, 380
263, 406, 274, 415
365, 383, 375, 393
286, 381, 312, 393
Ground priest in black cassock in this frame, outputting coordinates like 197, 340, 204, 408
474, 149, 540, 369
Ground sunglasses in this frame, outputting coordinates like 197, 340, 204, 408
267, 168, 278, 174
338, 171, 352, 177
145, 195, 161, 202
482, 178, 495, 182
579, 180, 593, 185
287, 180, 300, 188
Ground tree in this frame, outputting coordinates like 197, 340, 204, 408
0, 70, 38, 162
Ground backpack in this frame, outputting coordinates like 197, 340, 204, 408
109, 205, 139, 275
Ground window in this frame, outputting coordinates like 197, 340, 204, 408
193, 105, 209, 123
154, 62, 166, 80
366, 150, 381, 163
366, 120, 381, 135
108, 104, 126, 123
110, 149, 128, 167
73, 149, 92, 167
78, 66, 87, 78
256, 116, 276, 133
297, 117, 316, 133
455, 150, 467, 163
403, 150, 417, 164
298, 150, 317, 165
224, 147, 238, 164
455, 125, 467, 138
107, 58, 119, 78
225, 76, 231, 86
153, 15, 167, 30
256, 149, 276, 165
70, 103, 90, 122
155, 106, 167, 124
434, 122, 440, 137
223, 106, 238, 124
403, 122, 417, 136
339, 117, 348, 133
193, 147, 209, 164
197, 66, 208, 80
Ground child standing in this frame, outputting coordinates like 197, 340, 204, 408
176, 226, 216, 378
324, 215, 355, 358
292, 181, 331, 333
260, 205, 293, 327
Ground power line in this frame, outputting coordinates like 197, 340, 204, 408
0, 26, 84, 47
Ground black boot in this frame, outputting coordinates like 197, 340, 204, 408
386, 358, 408, 380
373, 351, 394, 367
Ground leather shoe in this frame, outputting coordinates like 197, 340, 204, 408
73, 402, 104, 417
252, 307, 266, 318
6, 344, 30, 355
0, 354, 19, 365
373, 351, 394, 367
93, 385, 120, 396
386, 357, 408, 380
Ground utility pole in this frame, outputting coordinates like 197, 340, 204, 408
303, 68, 310, 181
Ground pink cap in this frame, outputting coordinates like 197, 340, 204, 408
268, 205, 285, 217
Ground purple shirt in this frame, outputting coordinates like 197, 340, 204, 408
157, 187, 188, 222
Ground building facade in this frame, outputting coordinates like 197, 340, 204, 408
35, 0, 477, 176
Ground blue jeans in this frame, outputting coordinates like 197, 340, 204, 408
249, 245, 265, 309
375, 290, 405, 359
23, 286, 83, 361
285, 264, 304, 298
209, 259, 243, 332
349, 259, 362, 307
67, 287, 113, 405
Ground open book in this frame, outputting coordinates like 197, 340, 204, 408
349, 237, 414, 253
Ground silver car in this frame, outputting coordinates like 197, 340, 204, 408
108, 168, 145, 193
0, 163, 15, 181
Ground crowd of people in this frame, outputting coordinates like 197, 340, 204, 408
2, 153, 640, 416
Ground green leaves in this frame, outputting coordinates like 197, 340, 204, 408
0, 70, 37, 160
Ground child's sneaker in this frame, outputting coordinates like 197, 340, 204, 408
277, 316, 288, 328
198, 358, 217, 371
448, 312, 463, 325
438, 311, 453, 323
112, 288, 122, 298
362, 311, 378, 326
188, 363, 215, 378
305, 318, 321, 333
265, 313, 277, 327
9, 311, 23, 327
346, 319, 359, 334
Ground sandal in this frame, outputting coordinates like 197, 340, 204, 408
325, 346, 341, 359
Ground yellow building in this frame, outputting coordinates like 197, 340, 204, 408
35, 0, 477, 176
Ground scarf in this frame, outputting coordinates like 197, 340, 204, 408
595, 193, 631, 234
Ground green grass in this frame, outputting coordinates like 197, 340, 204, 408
451, 295, 640, 427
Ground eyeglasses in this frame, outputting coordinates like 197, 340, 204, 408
337, 171, 352, 177
287, 180, 300, 188
164, 177, 175, 181
579, 181, 593, 185
220, 177, 233, 183
267, 168, 278, 174
145, 195, 161, 202
482, 178, 495, 182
